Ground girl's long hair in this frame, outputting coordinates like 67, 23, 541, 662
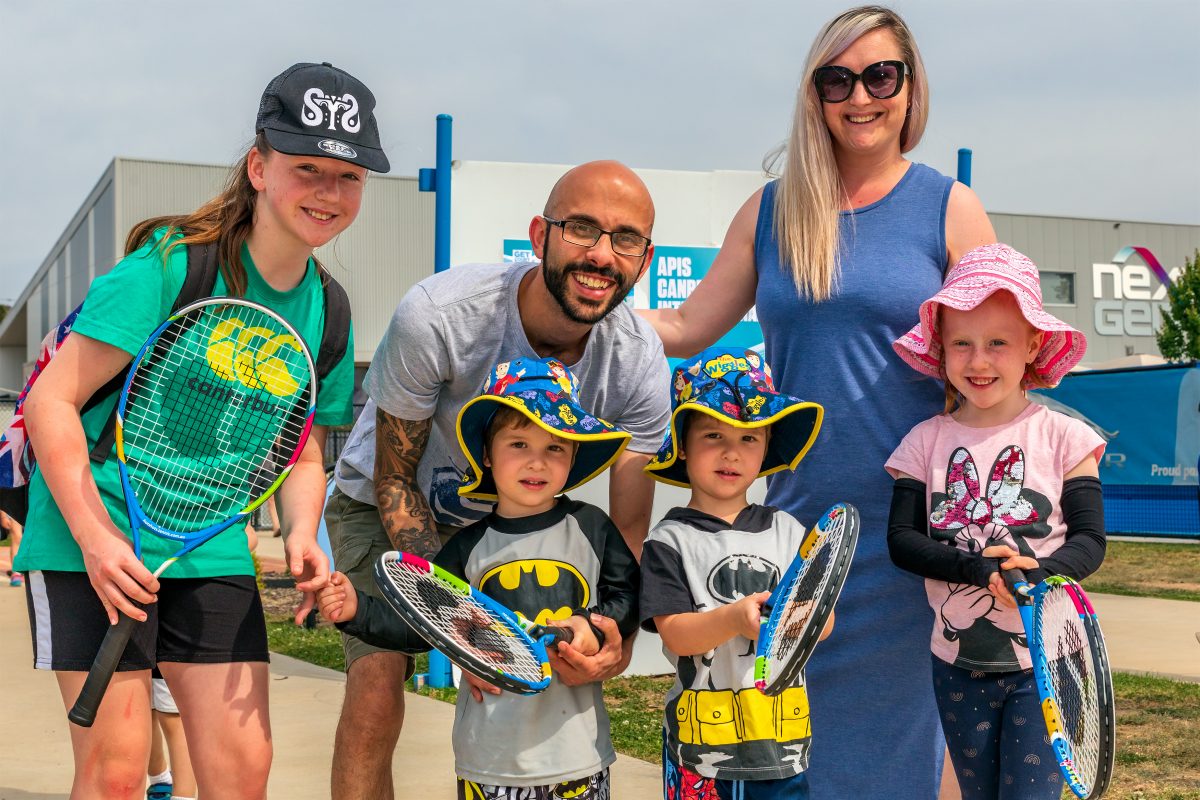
765, 5, 929, 302
125, 133, 314, 296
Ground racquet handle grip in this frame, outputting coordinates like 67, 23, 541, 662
530, 624, 574, 646
1002, 568, 1030, 597
68, 611, 140, 727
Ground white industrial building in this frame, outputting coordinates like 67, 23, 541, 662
4, 157, 1197, 393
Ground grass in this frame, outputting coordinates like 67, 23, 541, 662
266, 620, 345, 672
1109, 673, 1200, 799
1083, 540, 1200, 603
602, 673, 672, 762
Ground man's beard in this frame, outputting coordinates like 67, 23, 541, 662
543, 260, 635, 324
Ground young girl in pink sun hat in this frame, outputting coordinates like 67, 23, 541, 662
884, 243, 1107, 799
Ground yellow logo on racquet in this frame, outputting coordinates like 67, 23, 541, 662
206, 318, 303, 397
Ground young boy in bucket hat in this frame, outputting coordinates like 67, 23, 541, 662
886, 243, 1106, 799
318, 356, 640, 799
638, 347, 830, 800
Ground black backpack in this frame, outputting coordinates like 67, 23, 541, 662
0, 241, 351, 524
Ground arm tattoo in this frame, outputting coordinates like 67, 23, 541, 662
374, 411, 441, 558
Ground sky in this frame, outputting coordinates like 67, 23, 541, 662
3, 0, 1199, 301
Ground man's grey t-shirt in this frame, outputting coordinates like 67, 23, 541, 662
334, 261, 672, 528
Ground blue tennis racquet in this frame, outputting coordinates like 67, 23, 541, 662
68, 297, 316, 727
755, 502, 859, 695
1004, 570, 1115, 798
374, 551, 573, 695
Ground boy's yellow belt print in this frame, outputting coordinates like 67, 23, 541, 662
674, 686, 811, 746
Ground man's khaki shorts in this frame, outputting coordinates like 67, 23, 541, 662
324, 487, 457, 674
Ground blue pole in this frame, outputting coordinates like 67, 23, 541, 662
418, 114, 454, 273
956, 148, 972, 187
427, 650, 454, 688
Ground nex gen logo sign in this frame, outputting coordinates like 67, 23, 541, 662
1091, 246, 1179, 337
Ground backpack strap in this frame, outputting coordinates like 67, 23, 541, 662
87, 247, 349, 465
89, 242, 218, 464
315, 269, 352, 384
172, 240, 222, 312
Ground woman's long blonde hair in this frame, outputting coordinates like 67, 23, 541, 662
125, 134, 318, 296
766, 5, 930, 301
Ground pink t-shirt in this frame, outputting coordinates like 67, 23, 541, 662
885, 402, 1105, 671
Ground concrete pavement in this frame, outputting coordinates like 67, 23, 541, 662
1, 535, 1196, 797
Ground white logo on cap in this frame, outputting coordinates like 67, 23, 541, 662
318, 139, 358, 159
301, 89, 361, 134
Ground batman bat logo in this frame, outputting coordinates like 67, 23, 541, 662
479, 560, 590, 627
706, 554, 779, 604
552, 776, 592, 798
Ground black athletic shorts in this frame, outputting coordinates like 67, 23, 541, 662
25, 571, 268, 671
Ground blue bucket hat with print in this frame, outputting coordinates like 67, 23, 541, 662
456, 357, 632, 501
644, 347, 824, 488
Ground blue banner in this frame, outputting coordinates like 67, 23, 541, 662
1031, 364, 1199, 486
1031, 363, 1198, 538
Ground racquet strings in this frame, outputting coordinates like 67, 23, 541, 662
380, 558, 545, 684
765, 518, 841, 674
1036, 582, 1103, 791
121, 304, 311, 533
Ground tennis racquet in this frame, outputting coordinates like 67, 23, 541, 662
755, 502, 859, 696
1004, 570, 1116, 799
374, 551, 574, 695
68, 297, 316, 727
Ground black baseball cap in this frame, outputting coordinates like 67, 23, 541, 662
256, 62, 390, 173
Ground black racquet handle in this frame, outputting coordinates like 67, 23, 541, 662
1002, 568, 1031, 599
67, 610, 140, 727
528, 624, 574, 647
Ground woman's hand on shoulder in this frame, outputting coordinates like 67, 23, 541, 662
945, 182, 996, 268
636, 187, 763, 357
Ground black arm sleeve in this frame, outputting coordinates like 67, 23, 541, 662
887, 478, 999, 588
335, 528, 487, 654
1038, 476, 1107, 580
579, 515, 641, 640
336, 591, 431, 653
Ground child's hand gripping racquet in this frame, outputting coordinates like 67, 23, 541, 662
68, 298, 316, 727
1003, 570, 1116, 799
374, 551, 574, 695
755, 502, 860, 696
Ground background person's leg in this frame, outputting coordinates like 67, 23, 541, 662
333, 651, 409, 799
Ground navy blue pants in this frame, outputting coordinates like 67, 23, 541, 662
932, 656, 1063, 800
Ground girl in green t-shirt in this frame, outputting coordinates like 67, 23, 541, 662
17, 62, 388, 799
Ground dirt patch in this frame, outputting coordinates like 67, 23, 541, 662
260, 572, 311, 622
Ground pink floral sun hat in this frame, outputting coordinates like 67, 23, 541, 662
893, 243, 1087, 387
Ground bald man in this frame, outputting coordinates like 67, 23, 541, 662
325, 161, 671, 799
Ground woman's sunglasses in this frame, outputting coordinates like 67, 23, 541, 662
812, 60, 909, 103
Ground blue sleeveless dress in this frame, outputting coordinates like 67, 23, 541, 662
755, 163, 952, 799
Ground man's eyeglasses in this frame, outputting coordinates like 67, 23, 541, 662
543, 217, 651, 258
812, 60, 909, 103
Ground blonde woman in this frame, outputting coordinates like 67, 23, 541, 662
640, 7, 994, 798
